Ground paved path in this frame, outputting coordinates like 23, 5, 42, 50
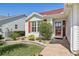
40, 39, 74, 56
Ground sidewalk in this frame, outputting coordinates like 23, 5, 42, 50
40, 39, 74, 56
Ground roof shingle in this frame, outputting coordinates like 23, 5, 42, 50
39, 8, 64, 15
0, 14, 26, 26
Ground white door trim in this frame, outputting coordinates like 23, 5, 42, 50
54, 20, 63, 38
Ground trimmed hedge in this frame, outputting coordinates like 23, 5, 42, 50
0, 44, 27, 55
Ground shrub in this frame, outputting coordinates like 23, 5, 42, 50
39, 21, 53, 40
14, 31, 25, 36
0, 41, 4, 45
10, 32, 20, 40
28, 35, 35, 41
0, 35, 4, 40
36, 37, 42, 42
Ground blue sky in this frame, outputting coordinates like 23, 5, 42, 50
0, 3, 64, 16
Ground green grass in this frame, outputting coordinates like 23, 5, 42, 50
0, 44, 43, 56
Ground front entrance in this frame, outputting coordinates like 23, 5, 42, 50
54, 20, 63, 38
54, 20, 66, 38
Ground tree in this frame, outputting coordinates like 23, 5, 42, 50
39, 21, 53, 40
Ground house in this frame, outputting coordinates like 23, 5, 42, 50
64, 4, 79, 54
0, 15, 10, 20
0, 14, 27, 38
25, 4, 79, 54
25, 8, 64, 38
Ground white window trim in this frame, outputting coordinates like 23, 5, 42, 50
31, 21, 36, 32
31, 21, 40, 33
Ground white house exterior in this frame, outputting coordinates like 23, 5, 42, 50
25, 4, 79, 54
25, 12, 44, 37
0, 15, 26, 37
25, 9, 65, 39
64, 4, 79, 54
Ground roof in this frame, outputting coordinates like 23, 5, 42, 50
26, 8, 64, 22
39, 8, 64, 15
26, 12, 43, 22
0, 15, 10, 20
0, 14, 27, 26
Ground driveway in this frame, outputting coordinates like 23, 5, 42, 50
40, 39, 74, 56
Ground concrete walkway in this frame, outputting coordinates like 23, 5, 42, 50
40, 39, 74, 56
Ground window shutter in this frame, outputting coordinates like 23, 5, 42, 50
28, 18, 31, 33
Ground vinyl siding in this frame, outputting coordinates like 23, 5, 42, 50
1, 17, 25, 37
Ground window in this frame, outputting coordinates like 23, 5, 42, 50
31, 21, 41, 32
31, 21, 36, 32
55, 22, 61, 31
55, 22, 61, 27
15, 24, 18, 29
55, 21, 62, 36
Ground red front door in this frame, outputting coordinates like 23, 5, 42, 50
54, 20, 63, 38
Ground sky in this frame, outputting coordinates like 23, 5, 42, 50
0, 3, 64, 16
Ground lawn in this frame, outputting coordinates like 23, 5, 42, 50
0, 44, 43, 56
